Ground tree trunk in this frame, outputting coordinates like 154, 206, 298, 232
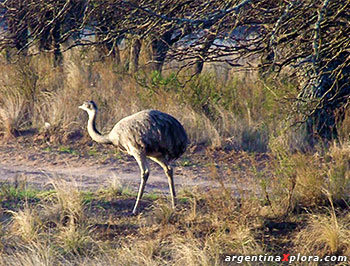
302, 53, 350, 145
39, 24, 63, 67
149, 30, 181, 73
149, 40, 167, 72
194, 34, 216, 74
6, 4, 28, 56
306, 108, 338, 146
129, 38, 141, 74
96, 28, 121, 64
52, 23, 63, 67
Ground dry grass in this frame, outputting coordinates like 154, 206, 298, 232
40, 179, 85, 225
264, 135, 350, 215
1, 145, 350, 265
1, 48, 350, 265
7, 206, 42, 243
291, 144, 350, 208
0, 91, 26, 138
294, 210, 350, 257
55, 220, 94, 255
0, 47, 287, 150
0, 175, 265, 265
0, 241, 62, 266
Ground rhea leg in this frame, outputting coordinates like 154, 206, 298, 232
132, 153, 149, 214
149, 157, 176, 209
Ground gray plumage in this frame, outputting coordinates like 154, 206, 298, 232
79, 101, 188, 214
110, 110, 187, 160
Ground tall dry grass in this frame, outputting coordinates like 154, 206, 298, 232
0, 178, 265, 266
2, 46, 350, 265
0, 91, 26, 137
294, 205, 350, 257
0, 57, 37, 137
0, 47, 290, 150
1, 142, 350, 265
7, 206, 42, 243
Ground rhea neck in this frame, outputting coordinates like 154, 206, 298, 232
86, 109, 112, 144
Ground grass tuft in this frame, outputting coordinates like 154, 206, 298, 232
8, 206, 42, 243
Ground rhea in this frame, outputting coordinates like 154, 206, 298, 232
79, 101, 188, 214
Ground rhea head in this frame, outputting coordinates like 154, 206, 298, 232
79, 101, 98, 115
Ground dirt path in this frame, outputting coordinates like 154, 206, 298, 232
0, 141, 240, 193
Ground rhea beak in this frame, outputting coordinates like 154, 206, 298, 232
78, 105, 84, 109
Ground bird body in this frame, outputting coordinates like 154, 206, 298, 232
108, 110, 188, 161
79, 101, 188, 214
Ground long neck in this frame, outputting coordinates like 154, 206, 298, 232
87, 110, 112, 144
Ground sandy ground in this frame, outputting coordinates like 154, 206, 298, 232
0, 140, 242, 194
